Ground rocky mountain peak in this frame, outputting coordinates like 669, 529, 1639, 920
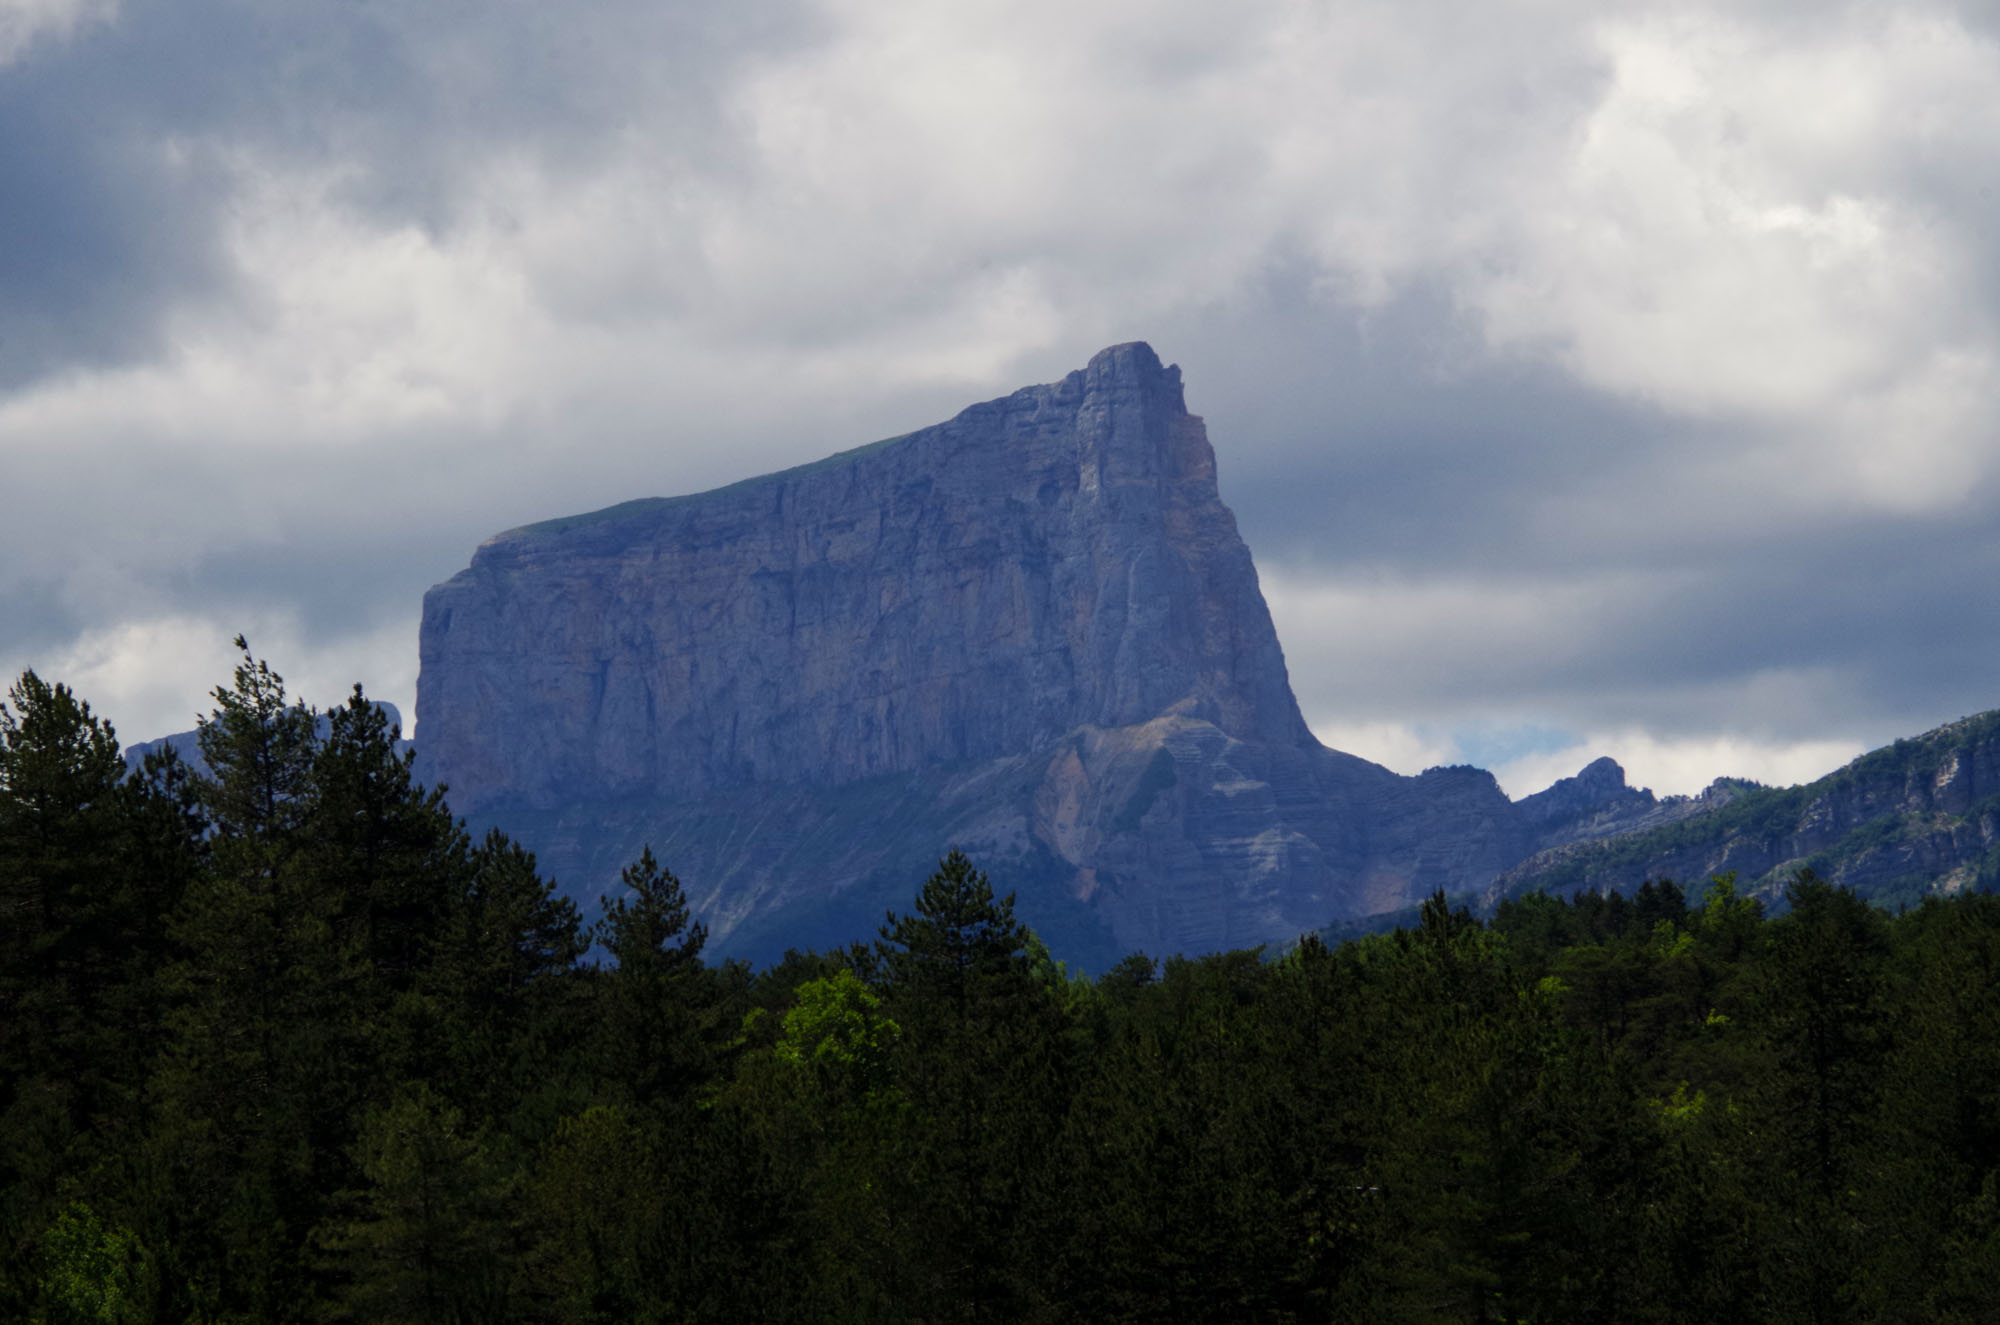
1517, 755, 1652, 832
1569, 755, 1633, 798
417, 341, 1309, 820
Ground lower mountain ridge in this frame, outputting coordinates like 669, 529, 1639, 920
1491, 711, 2000, 913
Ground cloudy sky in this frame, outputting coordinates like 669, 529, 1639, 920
4, 0, 1997, 798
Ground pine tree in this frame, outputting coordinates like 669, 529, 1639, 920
319, 1085, 513, 1323
150, 641, 344, 1319
589, 846, 710, 1109
0, 673, 150, 1311
195, 637, 317, 840
424, 831, 586, 1130
1739, 868, 1889, 1320
0, 671, 130, 1089
305, 685, 468, 998
875, 849, 1031, 1010
593, 846, 705, 978
871, 851, 1074, 1316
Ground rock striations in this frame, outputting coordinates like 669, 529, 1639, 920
418, 344, 1658, 966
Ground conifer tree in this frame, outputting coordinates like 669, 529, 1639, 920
306, 685, 467, 997
0, 671, 130, 1089
320, 1084, 513, 1323
0, 673, 156, 1310
871, 851, 1074, 1315
589, 846, 711, 1109
424, 831, 586, 1127
151, 641, 343, 1319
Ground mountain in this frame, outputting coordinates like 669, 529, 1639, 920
124, 701, 412, 778
416, 344, 1664, 966
1491, 711, 2000, 910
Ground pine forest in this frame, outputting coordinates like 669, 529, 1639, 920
4, 654, 2000, 1322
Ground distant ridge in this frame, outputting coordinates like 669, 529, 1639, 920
1491, 711, 2000, 910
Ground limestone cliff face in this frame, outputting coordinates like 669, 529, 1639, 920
417, 345, 1651, 964
420, 344, 1307, 818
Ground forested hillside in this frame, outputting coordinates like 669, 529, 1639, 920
5, 652, 2000, 1321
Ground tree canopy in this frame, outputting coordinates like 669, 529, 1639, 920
2, 655, 1999, 1320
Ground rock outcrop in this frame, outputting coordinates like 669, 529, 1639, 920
417, 344, 1661, 965
1493, 712, 2000, 909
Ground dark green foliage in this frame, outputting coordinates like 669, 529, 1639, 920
588, 845, 715, 1114
0, 673, 192, 1320
866, 850, 1075, 1316
874, 848, 1028, 1004
318, 1085, 513, 1323
421, 830, 586, 1132
9, 657, 2000, 1319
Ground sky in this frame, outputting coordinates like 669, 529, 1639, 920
3, 0, 1997, 799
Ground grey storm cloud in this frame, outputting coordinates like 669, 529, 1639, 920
0, 0, 809, 385
3, 0, 1999, 798
0, 46, 225, 385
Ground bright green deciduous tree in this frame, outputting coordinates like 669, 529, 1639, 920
776, 967, 899, 1087
33, 1201, 149, 1325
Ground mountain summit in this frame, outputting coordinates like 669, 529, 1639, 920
416, 345, 1650, 964
420, 343, 1306, 808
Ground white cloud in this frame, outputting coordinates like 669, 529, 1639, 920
693, 0, 2000, 520
1268, 559, 1881, 795
18, 0, 2000, 493
1463, 8, 2000, 511
1490, 728, 1864, 800
1303, 719, 1461, 779
0, 0, 114, 66
1298, 713, 1863, 800
1, 611, 417, 750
